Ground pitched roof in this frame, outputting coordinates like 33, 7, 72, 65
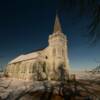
9, 52, 40, 64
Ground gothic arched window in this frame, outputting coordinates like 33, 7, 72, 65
43, 62, 46, 73
31, 62, 37, 73
29, 63, 33, 73
15, 63, 20, 73
23, 63, 26, 73
62, 49, 64, 57
21, 63, 27, 73
53, 48, 56, 56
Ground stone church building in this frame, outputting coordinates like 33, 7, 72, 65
5, 14, 69, 81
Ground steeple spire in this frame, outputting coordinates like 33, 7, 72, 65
53, 14, 62, 33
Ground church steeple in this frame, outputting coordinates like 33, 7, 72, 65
53, 14, 62, 33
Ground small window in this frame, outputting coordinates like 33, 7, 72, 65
45, 56, 48, 59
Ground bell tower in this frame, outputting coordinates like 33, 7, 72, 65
48, 14, 69, 80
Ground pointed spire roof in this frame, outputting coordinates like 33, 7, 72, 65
53, 14, 62, 33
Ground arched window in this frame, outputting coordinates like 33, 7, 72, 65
53, 48, 56, 56
29, 63, 33, 73
31, 62, 36, 73
15, 63, 20, 73
21, 63, 26, 73
43, 62, 46, 73
58, 48, 62, 56
62, 49, 64, 57
23, 63, 26, 73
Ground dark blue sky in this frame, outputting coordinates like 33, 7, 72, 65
0, 0, 100, 70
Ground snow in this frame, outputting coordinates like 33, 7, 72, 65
9, 52, 40, 64
0, 78, 51, 100
0, 72, 100, 100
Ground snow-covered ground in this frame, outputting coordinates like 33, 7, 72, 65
0, 72, 100, 100
0, 77, 48, 100
71, 71, 100, 80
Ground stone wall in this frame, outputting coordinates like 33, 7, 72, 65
5, 59, 50, 80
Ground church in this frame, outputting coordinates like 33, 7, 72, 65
5, 14, 69, 81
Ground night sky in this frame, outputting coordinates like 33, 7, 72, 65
0, 0, 100, 71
